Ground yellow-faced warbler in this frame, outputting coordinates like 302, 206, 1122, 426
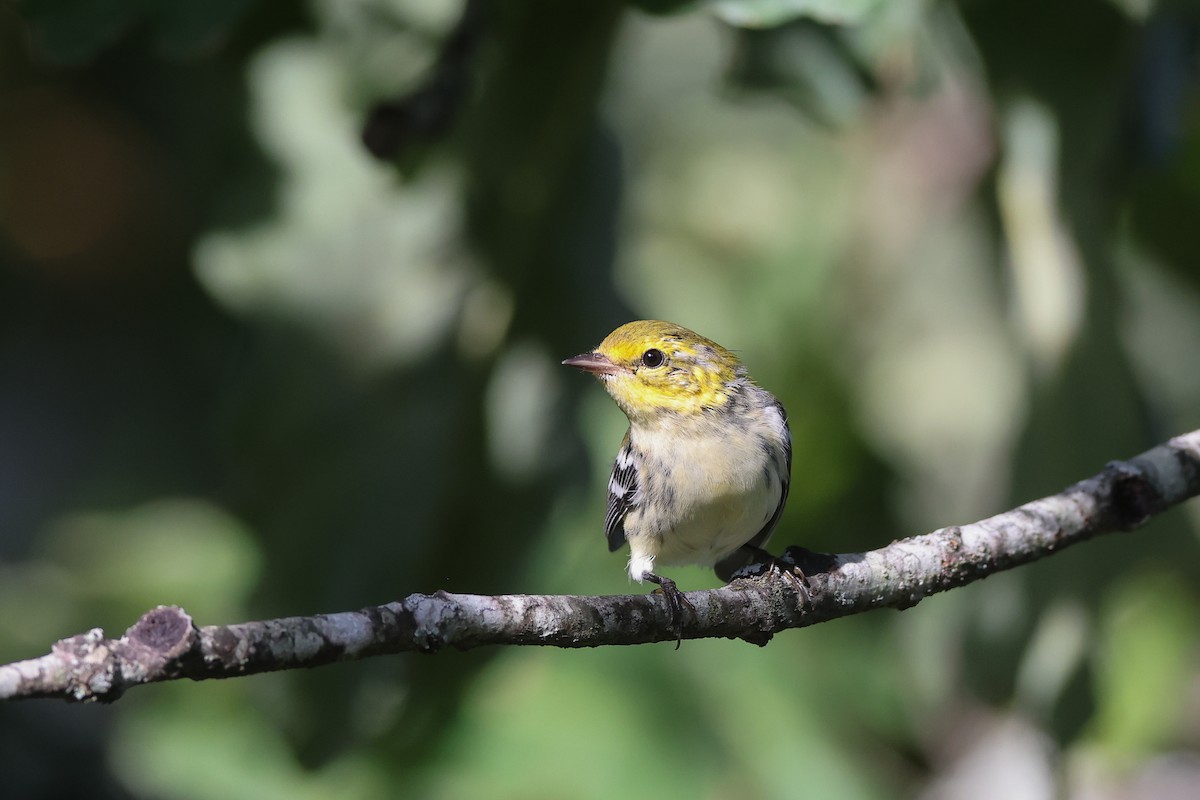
564, 320, 796, 634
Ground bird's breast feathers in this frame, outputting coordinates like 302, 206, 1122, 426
620, 400, 790, 568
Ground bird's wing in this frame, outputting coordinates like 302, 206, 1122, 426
746, 399, 792, 550
604, 432, 638, 552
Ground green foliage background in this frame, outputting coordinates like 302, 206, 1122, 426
2, 0, 1200, 797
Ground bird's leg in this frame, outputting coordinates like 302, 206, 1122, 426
643, 572, 696, 648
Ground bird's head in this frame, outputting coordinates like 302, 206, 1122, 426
563, 320, 745, 423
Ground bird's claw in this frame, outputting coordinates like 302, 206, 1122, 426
772, 562, 811, 606
645, 573, 696, 649
733, 552, 812, 607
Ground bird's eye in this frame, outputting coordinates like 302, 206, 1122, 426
641, 349, 665, 368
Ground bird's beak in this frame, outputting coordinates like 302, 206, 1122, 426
562, 351, 622, 376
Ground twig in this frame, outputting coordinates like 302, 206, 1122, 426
3, 430, 1198, 703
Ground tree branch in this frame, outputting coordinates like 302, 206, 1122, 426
3, 430, 1199, 703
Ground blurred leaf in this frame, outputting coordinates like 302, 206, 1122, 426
19, 0, 259, 63
627, 0, 700, 15
712, 0, 884, 28
1129, 127, 1200, 293
19, 0, 136, 64
727, 21, 874, 127
1088, 571, 1199, 761
150, 0, 260, 57
0, 560, 80, 660
431, 642, 889, 800
113, 683, 389, 800
42, 498, 262, 627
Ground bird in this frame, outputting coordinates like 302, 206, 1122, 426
563, 320, 795, 639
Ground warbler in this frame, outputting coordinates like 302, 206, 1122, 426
563, 320, 794, 631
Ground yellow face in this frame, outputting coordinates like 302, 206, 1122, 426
563, 320, 743, 422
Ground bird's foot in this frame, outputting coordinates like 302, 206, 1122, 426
644, 572, 696, 649
769, 560, 811, 607
733, 547, 814, 607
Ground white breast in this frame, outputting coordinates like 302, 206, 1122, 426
623, 404, 787, 580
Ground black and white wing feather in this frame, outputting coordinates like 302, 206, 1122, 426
604, 432, 639, 552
